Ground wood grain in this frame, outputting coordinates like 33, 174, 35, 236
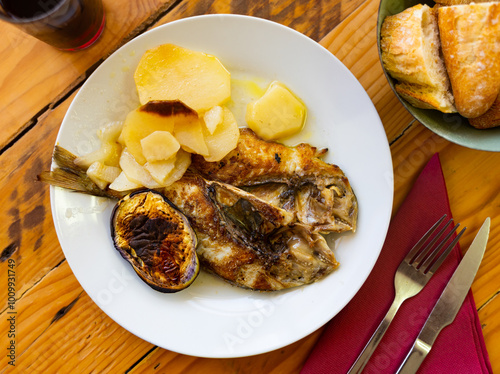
479, 291, 500, 370
0, 0, 178, 151
1, 0, 499, 373
319, 0, 415, 143
0, 100, 62, 308
0, 1, 369, 373
0, 261, 154, 373
128, 330, 321, 374
153, 0, 364, 42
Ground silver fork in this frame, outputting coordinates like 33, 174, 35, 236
347, 214, 466, 374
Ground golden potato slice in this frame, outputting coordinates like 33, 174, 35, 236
74, 142, 122, 169
134, 44, 231, 112
203, 106, 224, 134
246, 81, 306, 140
75, 121, 124, 168
86, 162, 121, 190
144, 156, 177, 185
174, 118, 209, 156
140, 131, 180, 163
119, 148, 162, 189
98, 121, 123, 143
203, 106, 240, 162
109, 171, 142, 192
144, 149, 192, 186
162, 149, 191, 186
121, 100, 198, 165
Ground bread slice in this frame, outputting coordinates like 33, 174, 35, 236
395, 82, 455, 112
438, 2, 500, 118
380, 4, 456, 113
469, 93, 500, 129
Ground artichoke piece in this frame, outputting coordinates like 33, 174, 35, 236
111, 189, 199, 292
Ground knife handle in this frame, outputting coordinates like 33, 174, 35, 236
396, 338, 431, 374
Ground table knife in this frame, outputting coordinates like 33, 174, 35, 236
397, 217, 490, 374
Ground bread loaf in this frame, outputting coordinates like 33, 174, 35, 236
469, 93, 500, 129
380, 4, 456, 113
438, 2, 500, 118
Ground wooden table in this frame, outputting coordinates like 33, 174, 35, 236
1, 0, 498, 372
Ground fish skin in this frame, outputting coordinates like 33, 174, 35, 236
39, 129, 355, 291
162, 172, 338, 290
191, 128, 336, 187
191, 128, 358, 233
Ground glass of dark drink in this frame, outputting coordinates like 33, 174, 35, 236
0, 0, 105, 51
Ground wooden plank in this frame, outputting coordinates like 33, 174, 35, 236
0, 0, 371, 371
0, 0, 368, 332
478, 293, 500, 374
154, 0, 366, 42
319, 0, 415, 143
128, 331, 321, 374
0, 261, 154, 373
0, 0, 178, 151
0, 96, 65, 307
0, 261, 82, 370
2, 0, 498, 372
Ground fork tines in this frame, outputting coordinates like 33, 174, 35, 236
405, 214, 466, 275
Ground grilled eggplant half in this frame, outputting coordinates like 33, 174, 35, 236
111, 189, 199, 292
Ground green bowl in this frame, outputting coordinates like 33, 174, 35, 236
377, 0, 500, 152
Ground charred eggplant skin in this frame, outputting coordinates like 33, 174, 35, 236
111, 189, 199, 293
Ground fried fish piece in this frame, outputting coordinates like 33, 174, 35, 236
163, 173, 339, 290
191, 128, 358, 233
40, 147, 339, 291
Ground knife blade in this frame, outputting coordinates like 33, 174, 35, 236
396, 217, 490, 374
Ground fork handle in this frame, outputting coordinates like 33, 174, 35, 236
347, 297, 404, 374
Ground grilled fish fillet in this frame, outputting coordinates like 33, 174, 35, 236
162, 173, 338, 290
39, 146, 340, 290
191, 128, 358, 233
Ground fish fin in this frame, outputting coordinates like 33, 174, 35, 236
37, 145, 125, 199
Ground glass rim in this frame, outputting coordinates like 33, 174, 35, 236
0, 0, 88, 24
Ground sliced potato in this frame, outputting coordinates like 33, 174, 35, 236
87, 161, 121, 188
134, 44, 231, 112
119, 148, 162, 189
246, 81, 306, 140
162, 149, 191, 186
98, 121, 123, 143
144, 156, 177, 185
203, 106, 224, 134
121, 100, 197, 165
109, 171, 142, 192
203, 106, 240, 162
86, 162, 120, 190
174, 118, 209, 156
75, 121, 124, 168
74, 141, 122, 169
141, 131, 180, 163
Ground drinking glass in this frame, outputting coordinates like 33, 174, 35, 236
0, 0, 105, 51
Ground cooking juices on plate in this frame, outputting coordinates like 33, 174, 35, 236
40, 44, 358, 292
0, 0, 105, 50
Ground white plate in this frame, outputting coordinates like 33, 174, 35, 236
51, 15, 393, 358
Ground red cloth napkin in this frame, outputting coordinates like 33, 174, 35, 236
301, 154, 492, 374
